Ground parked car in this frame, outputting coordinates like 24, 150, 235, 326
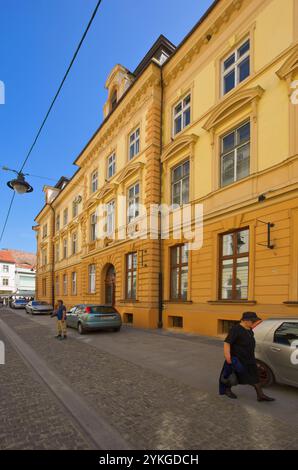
254, 318, 298, 388
11, 298, 28, 309
66, 304, 122, 334
25, 301, 53, 315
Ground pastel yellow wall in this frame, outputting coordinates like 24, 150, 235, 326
35, 0, 298, 336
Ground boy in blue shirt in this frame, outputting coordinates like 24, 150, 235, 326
55, 299, 67, 340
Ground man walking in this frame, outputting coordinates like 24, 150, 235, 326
54, 299, 67, 340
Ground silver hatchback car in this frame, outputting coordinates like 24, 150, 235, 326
254, 318, 298, 388
66, 304, 122, 334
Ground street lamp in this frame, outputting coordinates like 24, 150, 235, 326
3, 166, 33, 194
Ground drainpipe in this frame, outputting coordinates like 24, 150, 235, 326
158, 65, 164, 329
49, 203, 55, 308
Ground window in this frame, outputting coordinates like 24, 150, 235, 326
88, 264, 96, 293
2, 278, 8, 286
55, 243, 60, 262
110, 89, 117, 111
91, 170, 98, 193
72, 200, 78, 218
63, 238, 68, 259
55, 276, 60, 296
90, 213, 97, 242
42, 248, 47, 266
71, 272, 77, 295
72, 232, 77, 255
56, 214, 60, 232
168, 316, 183, 328
128, 183, 140, 223
3, 265, 9, 273
42, 278, 46, 296
63, 208, 68, 226
129, 128, 140, 160
107, 200, 115, 237
63, 274, 67, 295
274, 322, 298, 346
107, 152, 116, 179
126, 252, 137, 300
173, 94, 191, 135
124, 313, 133, 324
42, 224, 48, 239
218, 319, 239, 335
219, 228, 249, 300
221, 121, 250, 187
171, 160, 189, 205
222, 39, 250, 95
170, 244, 189, 301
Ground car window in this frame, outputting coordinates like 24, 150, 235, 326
89, 306, 116, 314
274, 322, 298, 346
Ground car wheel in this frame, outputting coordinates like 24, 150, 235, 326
113, 327, 121, 332
256, 360, 275, 387
78, 323, 85, 335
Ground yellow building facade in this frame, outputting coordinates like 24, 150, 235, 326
34, 0, 298, 336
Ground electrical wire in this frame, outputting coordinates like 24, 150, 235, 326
0, 192, 15, 244
0, 0, 103, 244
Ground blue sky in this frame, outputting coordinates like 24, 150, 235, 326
0, 0, 214, 253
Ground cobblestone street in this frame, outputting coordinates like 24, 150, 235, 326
0, 307, 297, 450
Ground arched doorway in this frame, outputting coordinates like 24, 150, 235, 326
105, 264, 116, 305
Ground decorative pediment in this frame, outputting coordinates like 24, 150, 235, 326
96, 182, 118, 200
161, 134, 199, 163
203, 86, 265, 131
276, 45, 298, 81
116, 162, 144, 185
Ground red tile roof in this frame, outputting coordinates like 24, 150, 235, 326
16, 263, 35, 270
0, 249, 36, 266
0, 250, 15, 263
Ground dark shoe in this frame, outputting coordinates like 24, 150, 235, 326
63, 335, 67, 340
55, 335, 61, 339
225, 389, 237, 399
257, 395, 275, 402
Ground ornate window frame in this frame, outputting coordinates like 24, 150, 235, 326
276, 44, 298, 158
106, 151, 116, 180
209, 216, 256, 304
161, 133, 198, 205
172, 92, 192, 138
214, 22, 256, 103
128, 126, 141, 161
203, 86, 264, 191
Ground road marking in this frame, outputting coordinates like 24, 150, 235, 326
0, 317, 131, 450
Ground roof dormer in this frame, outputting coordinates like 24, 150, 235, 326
103, 64, 134, 118
43, 176, 69, 204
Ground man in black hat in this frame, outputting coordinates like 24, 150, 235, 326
222, 312, 275, 401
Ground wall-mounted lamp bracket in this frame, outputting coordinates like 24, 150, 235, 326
256, 219, 275, 249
